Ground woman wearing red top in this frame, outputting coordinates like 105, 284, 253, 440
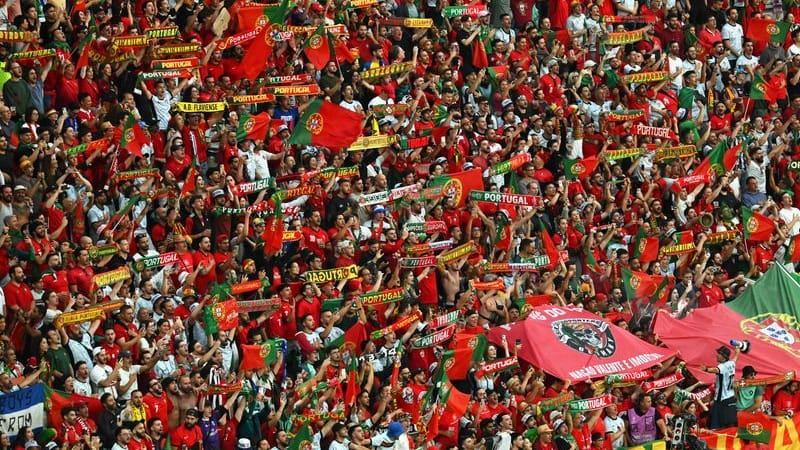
78, 66, 101, 107
138, 1, 161, 31
57, 63, 80, 109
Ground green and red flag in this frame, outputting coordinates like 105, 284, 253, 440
441, 347, 473, 380
203, 299, 239, 335
747, 18, 791, 43
428, 169, 484, 207
238, 25, 273, 81
301, 25, 332, 69
237, 0, 291, 30
684, 31, 711, 59
694, 140, 740, 176
287, 99, 363, 148
120, 113, 147, 158
622, 268, 657, 300
440, 380, 471, 417
240, 339, 283, 370
633, 228, 659, 263
450, 332, 487, 362
288, 424, 313, 450
563, 156, 599, 180
46, 386, 103, 431
750, 72, 775, 102
539, 218, 561, 269
236, 111, 271, 141
786, 235, 800, 263
736, 412, 776, 444
742, 206, 776, 241
649, 275, 674, 307
328, 321, 368, 356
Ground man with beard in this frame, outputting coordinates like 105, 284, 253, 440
41, 253, 69, 297
60, 406, 82, 446
167, 375, 199, 430
68, 247, 95, 298
170, 408, 203, 450
98, 393, 120, 449
3, 265, 33, 331
112, 428, 133, 450
144, 378, 172, 433
90, 347, 121, 397
148, 418, 167, 450
269, 430, 290, 450
128, 422, 154, 450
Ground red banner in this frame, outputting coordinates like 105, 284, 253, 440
488, 306, 676, 382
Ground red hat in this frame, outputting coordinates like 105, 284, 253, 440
27, 357, 38, 367
217, 234, 229, 244
347, 279, 362, 291
374, 86, 383, 95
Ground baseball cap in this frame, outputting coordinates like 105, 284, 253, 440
387, 422, 405, 439
24, 440, 40, 450
717, 345, 732, 359
212, 189, 225, 198
743, 365, 757, 378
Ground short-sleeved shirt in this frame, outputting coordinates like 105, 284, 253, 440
737, 385, 765, 411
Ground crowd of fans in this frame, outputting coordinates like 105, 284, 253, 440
0, 0, 799, 447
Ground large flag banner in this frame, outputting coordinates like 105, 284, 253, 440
0, 384, 45, 438
654, 264, 800, 383
747, 18, 791, 43
429, 169, 484, 207
487, 306, 675, 381
287, 99, 363, 148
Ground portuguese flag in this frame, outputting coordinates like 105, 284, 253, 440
240, 339, 283, 370
742, 206, 775, 241
302, 25, 332, 69
327, 321, 368, 356
649, 275, 674, 307
287, 99, 363, 148
684, 31, 711, 59
694, 140, 740, 176
633, 228, 659, 263
202, 299, 239, 335
261, 195, 284, 256
747, 18, 791, 43
750, 72, 774, 102
289, 424, 312, 450
239, 25, 272, 81
622, 268, 657, 300
46, 386, 103, 432
785, 235, 800, 263
120, 113, 147, 158
429, 169, 484, 207
563, 156, 599, 180
441, 347, 473, 380
236, 111, 271, 141
539, 218, 561, 269
237, 0, 290, 30
736, 411, 775, 444
441, 380, 471, 417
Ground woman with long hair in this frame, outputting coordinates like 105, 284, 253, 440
12, 427, 33, 450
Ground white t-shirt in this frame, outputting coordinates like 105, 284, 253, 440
118, 365, 141, 401
604, 415, 626, 449
716, 360, 736, 400
780, 206, 800, 236
721, 23, 744, 56
90, 363, 117, 397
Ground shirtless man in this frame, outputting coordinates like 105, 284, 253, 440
438, 260, 465, 307
166, 375, 198, 430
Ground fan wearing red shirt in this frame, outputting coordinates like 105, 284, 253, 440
68, 248, 95, 297
772, 382, 800, 416
302, 210, 330, 263
129, 421, 155, 450
698, 270, 725, 308
144, 380, 172, 433
192, 236, 217, 296
170, 408, 203, 450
